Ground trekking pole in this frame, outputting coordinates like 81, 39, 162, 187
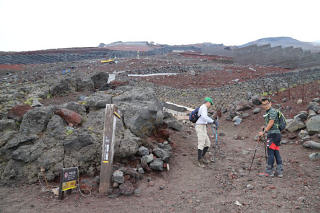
211, 124, 218, 162
262, 135, 268, 163
248, 136, 261, 174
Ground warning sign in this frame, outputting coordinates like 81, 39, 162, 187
59, 167, 78, 199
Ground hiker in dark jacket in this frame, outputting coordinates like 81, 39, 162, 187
258, 97, 283, 177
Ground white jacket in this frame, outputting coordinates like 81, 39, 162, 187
196, 104, 214, 125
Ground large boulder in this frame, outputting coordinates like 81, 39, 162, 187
19, 107, 53, 135
75, 78, 94, 92
91, 72, 109, 90
50, 78, 76, 96
62, 102, 87, 116
294, 111, 308, 122
113, 87, 163, 138
286, 118, 306, 133
307, 102, 320, 113
0, 120, 17, 132
303, 141, 320, 149
306, 115, 320, 135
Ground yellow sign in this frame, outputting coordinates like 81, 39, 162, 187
62, 180, 77, 191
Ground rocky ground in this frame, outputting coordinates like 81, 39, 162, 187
1, 54, 320, 212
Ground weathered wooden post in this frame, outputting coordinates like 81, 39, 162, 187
99, 104, 118, 194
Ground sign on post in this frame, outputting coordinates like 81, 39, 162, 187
99, 104, 118, 194
58, 167, 78, 200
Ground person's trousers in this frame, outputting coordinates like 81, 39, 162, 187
195, 124, 211, 150
267, 133, 282, 168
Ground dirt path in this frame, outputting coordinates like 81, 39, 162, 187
1, 115, 320, 213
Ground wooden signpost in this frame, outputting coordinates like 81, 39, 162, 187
99, 104, 118, 194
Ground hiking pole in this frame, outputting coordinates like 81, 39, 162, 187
211, 124, 218, 162
248, 136, 261, 174
262, 135, 268, 163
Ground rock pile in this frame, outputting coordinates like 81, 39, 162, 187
0, 73, 180, 185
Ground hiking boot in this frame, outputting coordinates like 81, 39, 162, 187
275, 164, 283, 178
197, 160, 205, 168
259, 165, 274, 177
202, 157, 210, 164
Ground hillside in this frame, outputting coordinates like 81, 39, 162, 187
241, 37, 320, 52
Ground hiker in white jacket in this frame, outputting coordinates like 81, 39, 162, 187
195, 97, 216, 167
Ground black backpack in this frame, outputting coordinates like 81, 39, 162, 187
189, 107, 201, 123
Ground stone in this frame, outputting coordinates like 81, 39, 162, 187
31, 98, 43, 107
247, 184, 254, 190
312, 98, 320, 103
253, 108, 261, 114
153, 147, 170, 163
286, 118, 306, 133
134, 188, 141, 196
308, 102, 320, 111
115, 129, 141, 158
54, 108, 82, 126
308, 110, 317, 119
112, 170, 124, 184
84, 92, 112, 110
7, 104, 32, 122
62, 102, 86, 116
119, 181, 134, 196
149, 158, 164, 171
282, 98, 287, 103
294, 111, 308, 122
233, 116, 242, 125
50, 78, 76, 96
138, 146, 149, 156
113, 87, 163, 138
251, 96, 261, 105
46, 115, 66, 139
241, 113, 250, 119
141, 154, 154, 164
303, 141, 320, 149
75, 78, 94, 92
0, 119, 17, 132
306, 115, 320, 135
297, 99, 303, 104
63, 133, 94, 152
20, 107, 53, 135
236, 100, 252, 111
298, 130, 309, 139
164, 119, 183, 131
309, 153, 320, 161
91, 72, 109, 89
281, 140, 288, 144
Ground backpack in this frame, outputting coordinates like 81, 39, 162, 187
189, 107, 201, 123
277, 110, 287, 132
265, 109, 287, 132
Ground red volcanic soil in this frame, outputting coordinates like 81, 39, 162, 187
0, 64, 24, 71
134, 65, 291, 89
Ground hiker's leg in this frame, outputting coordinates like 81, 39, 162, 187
275, 150, 283, 177
266, 148, 275, 175
195, 125, 206, 160
202, 146, 209, 157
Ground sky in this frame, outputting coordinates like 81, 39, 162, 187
0, 0, 319, 51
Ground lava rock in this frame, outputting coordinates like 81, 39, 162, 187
149, 158, 164, 171
138, 146, 149, 156
253, 108, 261, 114
119, 181, 134, 196
112, 170, 124, 184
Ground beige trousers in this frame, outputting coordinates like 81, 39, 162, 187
195, 124, 211, 150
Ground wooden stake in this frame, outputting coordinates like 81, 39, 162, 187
99, 104, 117, 194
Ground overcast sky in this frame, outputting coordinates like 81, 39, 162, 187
0, 0, 319, 51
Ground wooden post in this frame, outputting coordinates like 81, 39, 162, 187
99, 104, 117, 194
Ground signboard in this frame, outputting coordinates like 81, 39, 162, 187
59, 167, 78, 200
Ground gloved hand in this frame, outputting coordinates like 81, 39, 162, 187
214, 119, 219, 129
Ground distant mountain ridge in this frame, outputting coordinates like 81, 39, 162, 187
241, 37, 320, 52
